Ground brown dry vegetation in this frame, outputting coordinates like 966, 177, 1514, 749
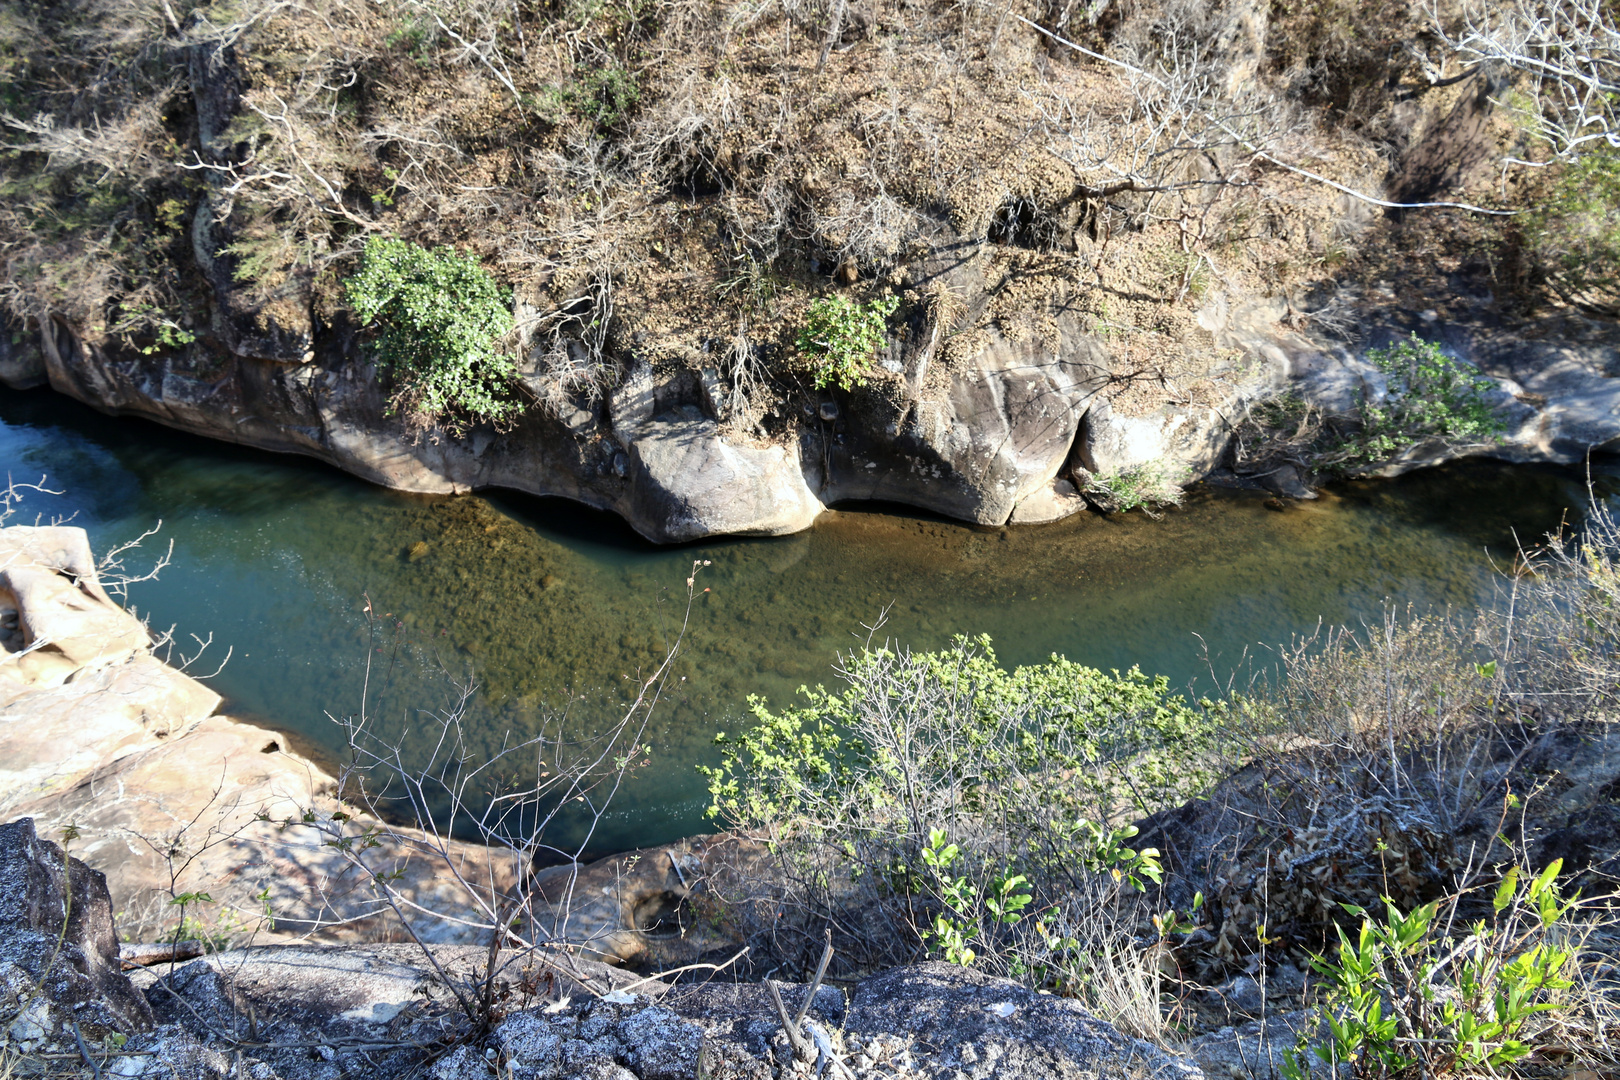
3, 0, 1590, 434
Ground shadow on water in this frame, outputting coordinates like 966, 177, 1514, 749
4, 386, 1618, 850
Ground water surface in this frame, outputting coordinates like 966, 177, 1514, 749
3, 388, 1613, 851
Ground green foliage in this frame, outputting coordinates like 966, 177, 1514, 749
796, 294, 900, 391
1282, 861, 1578, 1079
574, 67, 642, 128
1349, 335, 1504, 464
534, 66, 643, 129
384, 18, 433, 63
1526, 147, 1620, 312
345, 237, 520, 434
703, 635, 1212, 830
702, 636, 1207, 973
115, 301, 195, 355
921, 829, 1037, 966
1083, 462, 1188, 516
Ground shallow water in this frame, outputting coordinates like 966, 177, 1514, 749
3, 387, 1615, 852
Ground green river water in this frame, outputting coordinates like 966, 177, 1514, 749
4, 387, 1616, 853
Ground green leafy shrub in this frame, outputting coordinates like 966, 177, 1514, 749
1350, 335, 1504, 464
796, 294, 899, 391
535, 67, 643, 129
700, 635, 1214, 990
1082, 462, 1188, 516
345, 237, 520, 435
1283, 861, 1581, 1079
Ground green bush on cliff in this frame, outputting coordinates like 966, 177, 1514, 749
345, 237, 520, 435
1350, 335, 1504, 465
797, 294, 899, 391
701, 635, 1216, 988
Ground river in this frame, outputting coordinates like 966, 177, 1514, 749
4, 387, 1615, 853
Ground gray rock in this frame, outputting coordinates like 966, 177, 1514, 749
1215, 974, 1265, 1016
490, 1011, 568, 1079
1008, 477, 1087, 524
818, 319, 1107, 526
1190, 1010, 1322, 1080
616, 1005, 705, 1079
95, 942, 1208, 1080
0, 817, 154, 1041
626, 418, 823, 543
845, 963, 1201, 1080
0, 315, 45, 389
1258, 465, 1316, 500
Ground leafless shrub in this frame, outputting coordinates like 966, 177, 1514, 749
808, 190, 920, 272
1443, 0, 1620, 164
286, 563, 714, 1028
723, 318, 770, 416
522, 332, 618, 418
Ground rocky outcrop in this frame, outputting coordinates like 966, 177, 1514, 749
0, 315, 45, 389
129, 943, 1207, 1080
0, 811, 1207, 1079
1, 526, 520, 945
1, 525, 761, 966
816, 319, 1107, 524
19, 273, 1620, 543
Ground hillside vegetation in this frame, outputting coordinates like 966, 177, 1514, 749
1, 0, 1613, 433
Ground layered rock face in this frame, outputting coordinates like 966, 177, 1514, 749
18, 256, 1620, 544
1, 525, 520, 945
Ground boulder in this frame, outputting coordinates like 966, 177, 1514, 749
0, 525, 151, 672
0, 817, 154, 1048
819, 319, 1107, 525
526, 835, 767, 967
1008, 477, 1087, 524
844, 963, 1201, 1080
0, 315, 45, 389
626, 418, 823, 542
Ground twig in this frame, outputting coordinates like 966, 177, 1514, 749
793, 931, 834, 1027
611, 948, 751, 995
72, 1021, 103, 1080
766, 979, 815, 1062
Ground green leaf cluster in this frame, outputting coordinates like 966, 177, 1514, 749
345, 237, 520, 434
1349, 335, 1504, 464
796, 294, 899, 391
1284, 860, 1578, 1078
701, 636, 1210, 968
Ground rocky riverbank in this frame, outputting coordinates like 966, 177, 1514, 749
0, 524, 1227, 1080
0, 523, 741, 966
1, 813, 1215, 1080
6, 266, 1620, 544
